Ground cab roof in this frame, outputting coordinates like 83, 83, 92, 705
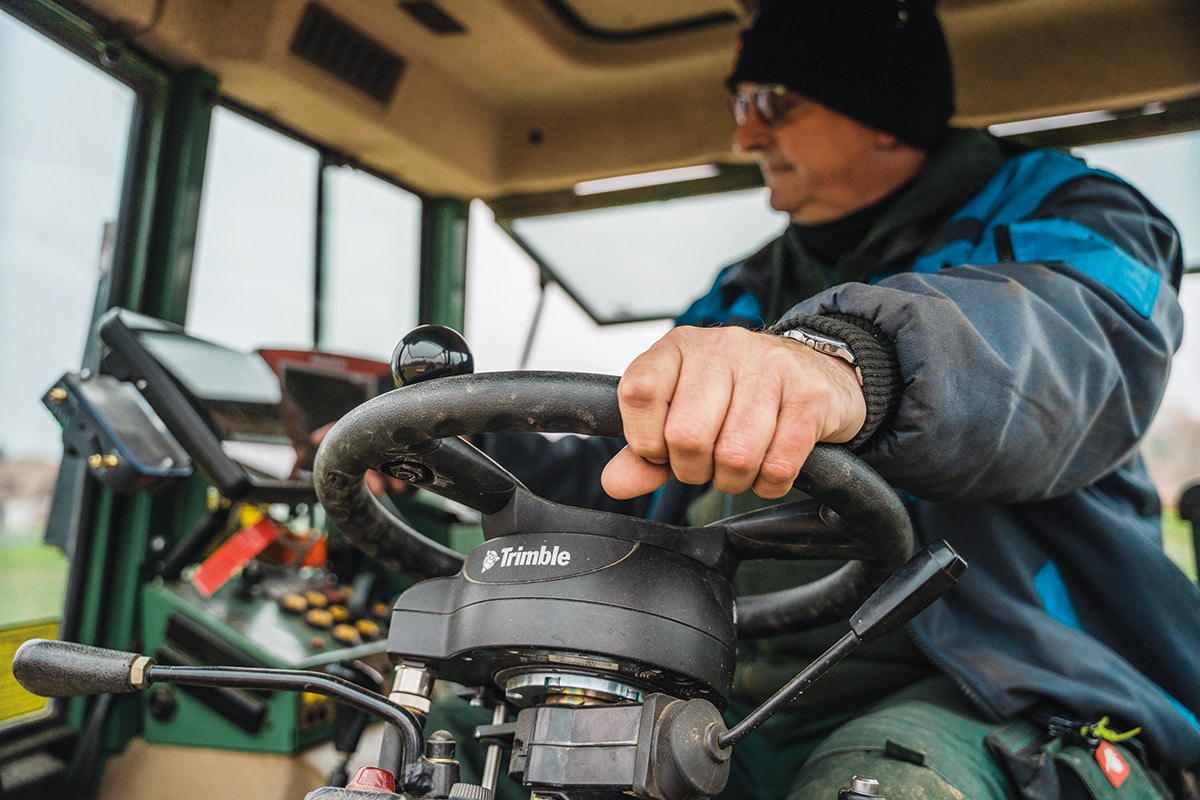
75, 0, 1200, 200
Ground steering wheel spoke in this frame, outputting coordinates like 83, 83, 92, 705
718, 500, 879, 561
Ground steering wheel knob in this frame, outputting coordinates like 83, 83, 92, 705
391, 325, 474, 388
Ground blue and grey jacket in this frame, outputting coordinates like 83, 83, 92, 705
679, 129, 1198, 768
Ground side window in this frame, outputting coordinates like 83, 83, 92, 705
0, 10, 135, 722
188, 109, 319, 349
189, 108, 421, 361
321, 167, 422, 359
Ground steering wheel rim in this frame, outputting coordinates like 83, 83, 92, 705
313, 371, 913, 635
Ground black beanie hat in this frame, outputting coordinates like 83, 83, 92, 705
726, 0, 956, 151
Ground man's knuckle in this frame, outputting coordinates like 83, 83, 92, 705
617, 370, 658, 406
757, 456, 799, 486
663, 420, 710, 455
714, 440, 759, 474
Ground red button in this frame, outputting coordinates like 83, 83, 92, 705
347, 766, 396, 793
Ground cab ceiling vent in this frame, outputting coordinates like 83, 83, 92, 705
399, 1, 467, 35
291, 3, 405, 104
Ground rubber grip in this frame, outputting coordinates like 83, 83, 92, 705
12, 638, 148, 698
849, 540, 967, 644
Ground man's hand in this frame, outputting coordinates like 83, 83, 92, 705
601, 326, 867, 501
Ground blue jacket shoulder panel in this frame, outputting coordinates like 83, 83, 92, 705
910, 150, 1177, 319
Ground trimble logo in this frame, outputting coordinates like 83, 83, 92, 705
480, 544, 571, 572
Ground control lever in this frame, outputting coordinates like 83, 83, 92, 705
719, 540, 965, 747
11, 640, 429, 793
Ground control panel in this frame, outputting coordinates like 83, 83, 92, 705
142, 564, 394, 754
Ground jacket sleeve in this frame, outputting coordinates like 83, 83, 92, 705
784, 170, 1184, 504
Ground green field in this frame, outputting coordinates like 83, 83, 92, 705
1163, 508, 1197, 582
0, 532, 69, 626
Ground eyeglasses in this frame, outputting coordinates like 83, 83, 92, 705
730, 84, 803, 127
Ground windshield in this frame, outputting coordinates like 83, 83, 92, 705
504, 187, 784, 323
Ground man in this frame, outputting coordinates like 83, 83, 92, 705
434, 1, 1200, 797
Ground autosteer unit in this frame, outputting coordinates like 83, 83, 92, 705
305, 327, 965, 800
388, 502, 736, 708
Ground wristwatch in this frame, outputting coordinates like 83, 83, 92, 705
780, 326, 864, 386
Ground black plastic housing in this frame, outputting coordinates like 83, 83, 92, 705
42, 371, 192, 492
388, 529, 736, 706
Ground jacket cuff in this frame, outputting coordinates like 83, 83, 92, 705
770, 313, 903, 451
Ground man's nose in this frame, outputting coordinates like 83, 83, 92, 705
732, 108, 771, 153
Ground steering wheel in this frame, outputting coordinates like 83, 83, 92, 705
313, 369, 913, 637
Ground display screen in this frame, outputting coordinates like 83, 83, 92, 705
279, 361, 388, 438
264, 351, 393, 477
99, 309, 389, 502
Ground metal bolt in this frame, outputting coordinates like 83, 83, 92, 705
130, 655, 154, 689
849, 776, 882, 797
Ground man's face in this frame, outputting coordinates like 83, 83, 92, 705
731, 83, 905, 225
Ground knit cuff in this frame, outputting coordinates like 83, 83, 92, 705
769, 313, 903, 452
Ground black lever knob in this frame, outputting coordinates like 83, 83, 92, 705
13, 639, 152, 697
849, 539, 966, 644
390, 325, 474, 388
